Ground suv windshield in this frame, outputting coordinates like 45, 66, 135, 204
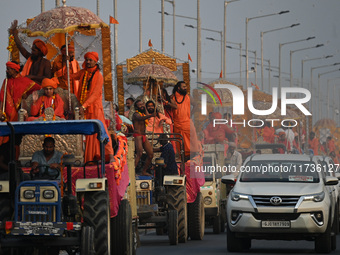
240, 161, 320, 183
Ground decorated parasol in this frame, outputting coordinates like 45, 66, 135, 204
124, 63, 178, 85
22, 0, 108, 112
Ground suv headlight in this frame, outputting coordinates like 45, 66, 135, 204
230, 191, 249, 201
24, 190, 35, 199
304, 191, 325, 202
43, 190, 55, 199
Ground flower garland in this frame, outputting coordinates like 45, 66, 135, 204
136, 110, 149, 126
80, 71, 89, 105
40, 95, 56, 121
7, 35, 14, 53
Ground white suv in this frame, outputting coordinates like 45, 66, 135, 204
222, 154, 338, 253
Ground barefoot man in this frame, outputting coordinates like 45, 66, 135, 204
132, 99, 156, 176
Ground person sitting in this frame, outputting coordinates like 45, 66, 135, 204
28, 78, 65, 121
145, 100, 172, 134
31, 137, 63, 180
9, 20, 51, 85
153, 134, 178, 176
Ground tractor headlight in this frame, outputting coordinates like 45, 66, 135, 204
140, 182, 149, 189
24, 190, 35, 199
43, 190, 55, 199
204, 196, 212, 205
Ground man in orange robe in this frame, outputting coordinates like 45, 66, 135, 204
203, 112, 234, 144
71, 52, 114, 163
262, 122, 275, 143
52, 44, 80, 94
171, 81, 201, 158
308, 131, 319, 155
145, 100, 172, 134
0, 61, 40, 122
28, 78, 65, 121
10, 20, 51, 85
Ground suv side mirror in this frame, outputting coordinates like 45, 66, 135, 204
221, 174, 236, 185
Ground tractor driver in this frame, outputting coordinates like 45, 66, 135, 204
31, 137, 63, 180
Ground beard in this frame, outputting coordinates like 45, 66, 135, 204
6, 72, 11, 79
178, 88, 187, 95
147, 108, 155, 114
137, 106, 146, 113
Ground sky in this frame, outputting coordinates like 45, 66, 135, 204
0, 0, 339, 118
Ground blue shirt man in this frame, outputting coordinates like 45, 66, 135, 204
159, 136, 178, 175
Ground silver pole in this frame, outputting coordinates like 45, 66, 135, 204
139, 0, 142, 52
327, 79, 330, 118
279, 43, 282, 92
239, 43, 242, 85
261, 31, 264, 90
290, 50, 293, 87
254, 50, 257, 86
41, 0, 45, 13
245, 18, 249, 89
318, 74, 321, 120
173, 0, 176, 56
161, 0, 165, 52
268, 59, 271, 92
223, 2, 227, 79
197, 0, 201, 82
97, 0, 100, 16
55, 0, 60, 7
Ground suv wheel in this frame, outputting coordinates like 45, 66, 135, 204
315, 214, 332, 253
226, 223, 243, 252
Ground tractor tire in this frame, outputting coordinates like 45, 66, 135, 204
213, 215, 221, 234
83, 191, 111, 255
80, 226, 95, 255
168, 210, 178, 245
187, 192, 205, 240
110, 199, 134, 255
167, 185, 187, 243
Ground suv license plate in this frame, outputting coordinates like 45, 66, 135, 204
261, 221, 291, 228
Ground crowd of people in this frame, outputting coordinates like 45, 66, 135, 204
0, 20, 116, 179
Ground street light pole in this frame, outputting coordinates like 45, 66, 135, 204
224, 0, 239, 79
161, 0, 165, 52
260, 23, 299, 90
278, 36, 315, 92
139, 0, 142, 52
290, 44, 323, 87
317, 68, 340, 120
197, 0, 201, 82
245, 10, 289, 88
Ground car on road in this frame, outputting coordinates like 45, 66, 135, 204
222, 154, 339, 253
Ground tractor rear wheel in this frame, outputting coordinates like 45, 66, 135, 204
80, 226, 95, 255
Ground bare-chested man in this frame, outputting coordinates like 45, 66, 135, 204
9, 20, 51, 85
132, 99, 156, 176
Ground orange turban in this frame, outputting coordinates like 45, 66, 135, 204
84, 52, 99, 62
41, 78, 58, 89
33, 39, 48, 56
6, 61, 20, 72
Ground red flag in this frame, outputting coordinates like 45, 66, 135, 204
219, 70, 223, 78
109, 16, 119, 24
251, 82, 260, 90
188, 53, 192, 62
148, 39, 153, 47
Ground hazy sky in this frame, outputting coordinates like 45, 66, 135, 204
0, 0, 339, 91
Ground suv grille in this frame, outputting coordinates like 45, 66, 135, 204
251, 196, 300, 207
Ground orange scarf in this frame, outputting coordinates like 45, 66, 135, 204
136, 110, 149, 126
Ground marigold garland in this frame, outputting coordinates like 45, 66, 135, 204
136, 110, 149, 126
80, 71, 89, 105
7, 35, 14, 52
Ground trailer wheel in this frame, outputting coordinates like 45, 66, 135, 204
83, 191, 111, 255
187, 192, 205, 240
110, 199, 134, 255
80, 226, 95, 255
168, 210, 178, 245
167, 185, 187, 243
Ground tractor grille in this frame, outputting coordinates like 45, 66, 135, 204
20, 204, 56, 222
136, 191, 150, 206
251, 196, 300, 207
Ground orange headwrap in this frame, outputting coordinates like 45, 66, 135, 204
33, 39, 48, 56
6, 61, 20, 72
61, 44, 75, 55
41, 78, 58, 89
84, 52, 99, 62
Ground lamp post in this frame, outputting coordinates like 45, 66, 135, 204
224, 0, 240, 79
160, 0, 176, 54
317, 68, 340, 120
279, 36, 315, 92
186, 25, 223, 73
245, 10, 289, 88
260, 23, 299, 90
290, 44, 324, 87
327, 77, 340, 120
162, 3, 201, 81
139, 0, 142, 52
301, 55, 333, 89
206, 37, 223, 76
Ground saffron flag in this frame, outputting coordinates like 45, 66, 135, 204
251, 82, 260, 90
219, 70, 223, 78
188, 53, 192, 62
148, 39, 153, 47
109, 16, 119, 24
